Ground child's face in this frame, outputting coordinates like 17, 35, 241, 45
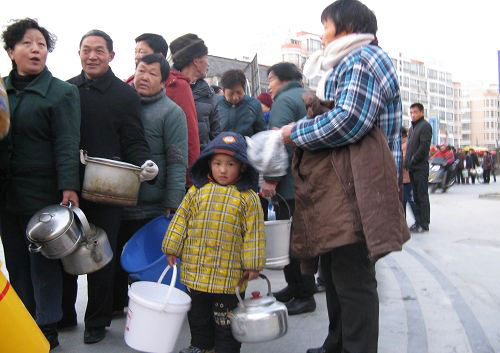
210, 153, 243, 186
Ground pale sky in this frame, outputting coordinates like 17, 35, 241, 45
1, 0, 499, 84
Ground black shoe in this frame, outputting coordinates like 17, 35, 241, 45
273, 286, 293, 303
84, 326, 106, 344
409, 223, 419, 232
57, 317, 77, 330
40, 323, 59, 350
306, 347, 327, 353
286, 297, 316, 315
412, 225, 428, 233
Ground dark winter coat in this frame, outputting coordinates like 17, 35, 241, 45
291, 126, 409, 273
0, 67, 81, 215
466, 154, 479, 169
123, 89, 188, 220
216, 95, 266, 137
191, 79, 220, 151
68, 69, 150, 167
265, 81, 306, 200
482, 154, 492, 171
404, 117, 433, 172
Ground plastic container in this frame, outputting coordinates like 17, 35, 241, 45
124, 264, 191, 353
264, 194, 291, 270
121, 215, 186, 291
0, 261, 50, 353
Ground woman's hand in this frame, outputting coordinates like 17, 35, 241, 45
260, 180, 277, 199
167, 254, 177, 267
62, 190, 79, 208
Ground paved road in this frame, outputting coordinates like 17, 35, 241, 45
1, 182, 499, 352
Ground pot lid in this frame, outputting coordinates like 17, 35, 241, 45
85, 156, 142, 171
26, 204, 74, 243
242, 291, 275, 307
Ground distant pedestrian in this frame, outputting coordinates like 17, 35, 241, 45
491, 151, 497, 182
466, 149, 479, 184
257, 92, 273, 125
402, 127, 417, 218
405, 102, 432, 233
482, 151, 492, 184
456, 150, 465, 184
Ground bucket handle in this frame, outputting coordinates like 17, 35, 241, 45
271, 193, 292, 220
235, 274, 272, 308
157, 263, 178, 310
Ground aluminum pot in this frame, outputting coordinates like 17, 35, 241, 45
26, 202, 91, 259
80, 150, 142, 207
61, 224, 113, 275
230, 274, 288, 343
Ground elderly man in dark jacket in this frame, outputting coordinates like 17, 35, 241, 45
405, 103, 432, 233
170, 33, 220, 151
61, 30, 157, 345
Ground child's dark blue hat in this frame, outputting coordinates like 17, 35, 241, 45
190, 131, 258, 191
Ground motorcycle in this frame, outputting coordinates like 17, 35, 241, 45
428, 158, 457, 193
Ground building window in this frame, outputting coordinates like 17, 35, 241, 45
401, 90, 409, 102
429, 82, 438, 93
410, 79, 418, 90
439, 84, 445, 95
439, 98, 445, 107
403, 61, 411, 74
419, 81, 427, 91
410, 93, 419, 103
427, 69, 437, 80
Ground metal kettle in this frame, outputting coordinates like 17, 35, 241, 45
230, 274, 288, 343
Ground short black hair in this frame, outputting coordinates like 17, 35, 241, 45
138, 53, 170, 82
79, 29, 113, 52
410, 103, 424, 112
2, 18, 56, 52
267, 62, 303, 82
321, 0, 377, 35
401, 127, 408, 138
135, 33, 168, 57
221, 69, 246, 90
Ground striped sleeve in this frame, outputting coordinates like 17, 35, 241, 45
291, 60, 383, 151
162, 186, 196, 256
241, 191, 266, 271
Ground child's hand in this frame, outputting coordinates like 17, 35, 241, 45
167, 254, 177, 267
243, 270, 260, 281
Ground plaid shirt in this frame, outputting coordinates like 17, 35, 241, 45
291, 45, 402, 175
162, 183, 265, 294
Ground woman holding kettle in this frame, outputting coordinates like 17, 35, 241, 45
0, 18, 81, 350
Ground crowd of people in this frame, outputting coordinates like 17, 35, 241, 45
3, 0, 471, 352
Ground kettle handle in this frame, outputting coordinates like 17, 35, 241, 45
80, 149, 88, 165
28, 243, 42, 253
235, 274, 272, 307
63, 202, 92, 240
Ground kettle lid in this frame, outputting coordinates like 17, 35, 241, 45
26, 204, 74, 243
241, 291, 275, 307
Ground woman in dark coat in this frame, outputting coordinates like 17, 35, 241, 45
0, 19, 81, 349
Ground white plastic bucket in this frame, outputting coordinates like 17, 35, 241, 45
265, 219, 292, 269
124, 264, 191, 353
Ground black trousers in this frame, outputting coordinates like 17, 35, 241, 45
320, 243, 379, 353
409, 169, 430, 228
483, 169, 490, 184
0, 212, 63, 325
113, 218, 152, 311
456, 168, 465, 184
61, 201, 122, 328
187, 289, 242, 353
275, 198, 316, 298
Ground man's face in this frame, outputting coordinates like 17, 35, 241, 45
135, 41, 154, 67
410, 107, 424, 122
79, 36, 114, 79
193, 55, 209, 79
134, 61, 163, 97
223, 84, 245, 105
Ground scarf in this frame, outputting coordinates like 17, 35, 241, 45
303, 33, 375, 100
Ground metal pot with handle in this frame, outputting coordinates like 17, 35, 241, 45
61, 224, 113, 275
230, 274, 288, 343
26, 202, 91, 259
80, 150, 143, 207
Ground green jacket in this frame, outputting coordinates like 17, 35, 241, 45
0, 68, 81, 215
123, 89, 188, 220
216, 95, 266, 137
265, 81, 306, 200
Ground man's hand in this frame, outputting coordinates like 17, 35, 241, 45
280, 123, 296, 146
260, 180, 277, 199
167, 254, 177, 267
62, 190, 79, 208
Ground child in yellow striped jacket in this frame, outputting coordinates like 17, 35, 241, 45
162, 131, 265, 353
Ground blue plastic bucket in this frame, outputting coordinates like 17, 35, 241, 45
120, 215, 186, 291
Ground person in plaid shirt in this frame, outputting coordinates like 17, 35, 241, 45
281, 1, 403, 353
162, 131, 265, 353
